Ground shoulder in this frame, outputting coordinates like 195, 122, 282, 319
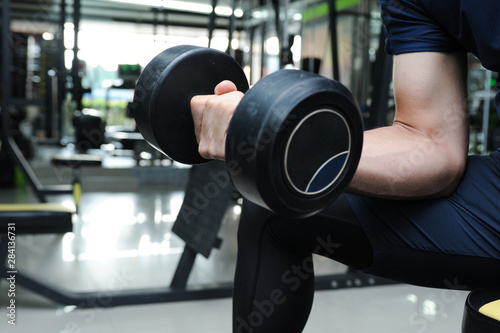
418, 0, 500, 71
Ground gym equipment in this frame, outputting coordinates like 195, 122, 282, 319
51, 153, 103, 213
0, 203, 73, 299
171, 161, 236, 289
72, 110, 106, 151
462, 288, 500, 332
327, 0, 340, 81
133, 45, 363, 218
133, 45, 250, 164
365, 24, 394, 130
0, 204, 73, 234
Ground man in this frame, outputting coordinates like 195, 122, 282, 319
191, 0, 500, 331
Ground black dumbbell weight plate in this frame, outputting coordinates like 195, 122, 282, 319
133, 45, 250, 164
226, 70, 363, 218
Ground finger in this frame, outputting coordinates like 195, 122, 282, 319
192, 90, 244, 160
214, 80, 238, 95
190, 95, 211, 144
211, 92, 244, 159
198, 97, 218, 157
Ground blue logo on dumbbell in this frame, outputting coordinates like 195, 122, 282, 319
284, 109, 350, 195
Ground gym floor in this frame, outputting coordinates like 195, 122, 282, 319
0, 147, 469, 333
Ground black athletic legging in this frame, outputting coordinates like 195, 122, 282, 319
232, 153, 500, 333
233, 195, 372, 333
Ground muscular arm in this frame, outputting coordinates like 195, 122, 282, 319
347, 52, 469, 199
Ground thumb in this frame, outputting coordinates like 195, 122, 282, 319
214, 80, 238, 95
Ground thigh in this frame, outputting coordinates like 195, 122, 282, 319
345, 152, 500, 289
265, 194, 374, 269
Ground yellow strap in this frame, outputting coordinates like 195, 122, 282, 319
479, 299, 500, 322
73, 182, 82, 207
0, 203, 74, 213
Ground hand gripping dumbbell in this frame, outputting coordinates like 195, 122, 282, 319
132, 45, 363, 218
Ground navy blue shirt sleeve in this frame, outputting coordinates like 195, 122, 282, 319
379, 0, 465, 55
379, 0, 500, 134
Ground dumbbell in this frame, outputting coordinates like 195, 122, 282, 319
132, 45, 363, 218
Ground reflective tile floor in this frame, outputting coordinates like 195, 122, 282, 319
0, 151, 470, 333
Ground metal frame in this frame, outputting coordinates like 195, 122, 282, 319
1, 0, 73, 202
365, 25, 393, 130
327, 0, 340, 81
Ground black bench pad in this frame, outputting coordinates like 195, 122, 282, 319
0, 204, 73, 235
51, 154, 103, 168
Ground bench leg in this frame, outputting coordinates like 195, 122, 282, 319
0, 235, 8, 279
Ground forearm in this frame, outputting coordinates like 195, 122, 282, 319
347, 123, 467, 199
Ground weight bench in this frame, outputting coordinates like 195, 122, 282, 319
0, 203, 73, 284
462, 288, 500, 332
0, 203, 73, 235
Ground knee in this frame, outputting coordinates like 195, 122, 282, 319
238, 200, 276, 236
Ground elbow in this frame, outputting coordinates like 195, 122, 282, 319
433, 154, 467, 197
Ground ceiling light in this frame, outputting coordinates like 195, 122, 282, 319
42, 32, 54, 41
108, 0, 242, 17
